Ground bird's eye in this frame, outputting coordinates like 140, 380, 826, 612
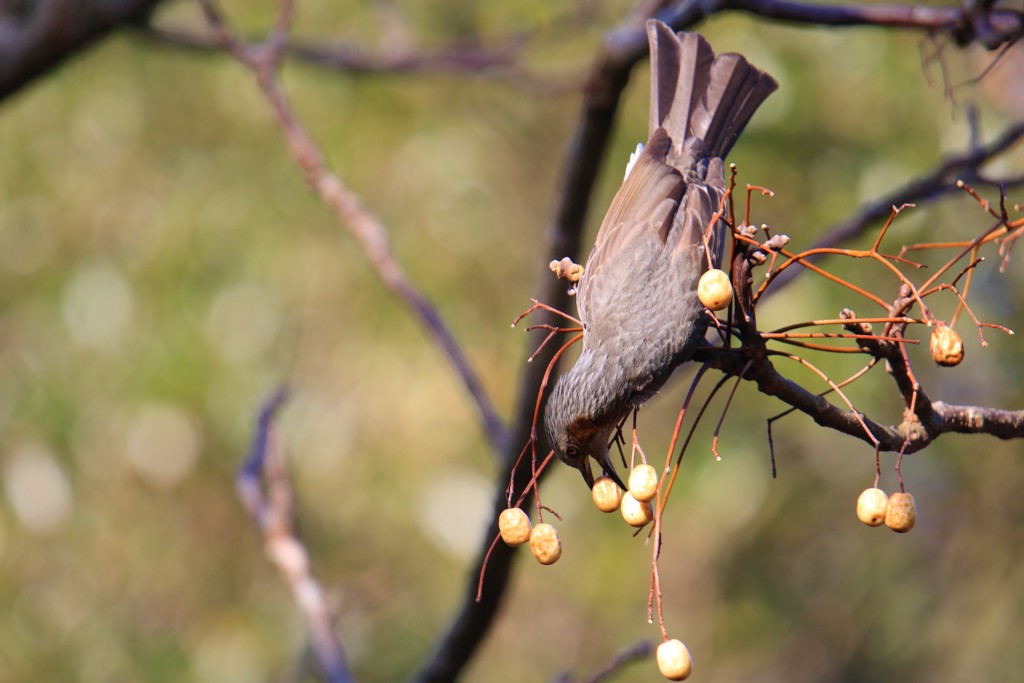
566, 445, 579, 457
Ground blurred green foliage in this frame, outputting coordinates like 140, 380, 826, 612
1, 1, 1022, 682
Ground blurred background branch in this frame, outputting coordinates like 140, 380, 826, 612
0, 0, 166, 102
765, 118, 1024, 292
236, 387, 353, 683
137, 23, 575, 93
194, 0, 508, 451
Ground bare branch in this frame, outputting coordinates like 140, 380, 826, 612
553, 640, 653, 683
697, 342, 1024, 451
666, 0, 1024, 48
698, 237, 1024, 454
194, 0, 509, 450
137, 23, 571, 91
237, 388, 354, 683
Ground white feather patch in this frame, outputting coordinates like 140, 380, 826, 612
623, 143, 644, 181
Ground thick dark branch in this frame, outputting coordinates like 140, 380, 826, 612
411, 3, 683, 680
699, 345, 1024, 452
704, 243, 1024, 453
930, 401, 1024, 439
0, 0, 167, 103
668, 0, 1023, 48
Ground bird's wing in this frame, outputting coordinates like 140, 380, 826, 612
666, 156, 728, 273
577, 128, 685, 324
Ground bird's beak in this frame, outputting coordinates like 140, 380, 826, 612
596, 453, 627, 491
578, 462, 596, 489
576, 449, 627, 491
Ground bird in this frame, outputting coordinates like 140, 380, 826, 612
544, 20, 778, 489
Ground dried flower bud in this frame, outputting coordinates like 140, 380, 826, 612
549, 257, 584, 283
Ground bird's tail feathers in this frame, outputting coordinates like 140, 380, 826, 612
646, 20, 777, 159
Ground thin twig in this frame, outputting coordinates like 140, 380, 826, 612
237, 387, 354, 683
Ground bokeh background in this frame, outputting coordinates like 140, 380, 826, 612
1, 1, 1023, 682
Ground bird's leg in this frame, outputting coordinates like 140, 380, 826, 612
629, 408, 647, 470
612, 415, 629, 470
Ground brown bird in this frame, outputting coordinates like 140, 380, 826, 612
544, 21, 777, 489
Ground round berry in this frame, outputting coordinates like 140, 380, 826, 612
884, 492, 917, 533
620, 491, 654, 528
592, 475, 624, 512
856, 487, 889, 527
628, 464, 659, 502
930, 324, 964, 367
697, 269, 733, 311
498, 507, 531, 547
656, 639, 693, 680
529, 522, 562, 565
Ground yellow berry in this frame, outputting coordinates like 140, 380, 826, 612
856, 487, 889, 527
930, 324, 964, 367
620, 491, 654, 527
529, 522, 562, 565
628, 464, 659, 502
697, 269, 733, 311
498, 507, 531, 547
656, 639, 693, 680
884, 492, 917, 533
592, 475, 624, 512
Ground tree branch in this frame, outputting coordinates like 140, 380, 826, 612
0, 0, 168, 103
137, 23, 569, 90
194, 0, 509, 451
237, 388, 354, 683
667, 0, 1023, 48
754, 118, 1024, 294
701, 341, 1024, 452
699, 227, 1024, 454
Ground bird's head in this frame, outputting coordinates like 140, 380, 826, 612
544, 375, 627, 490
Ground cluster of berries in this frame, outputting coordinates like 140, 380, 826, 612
497, 462, 696, 679
856, 487, 916, 532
